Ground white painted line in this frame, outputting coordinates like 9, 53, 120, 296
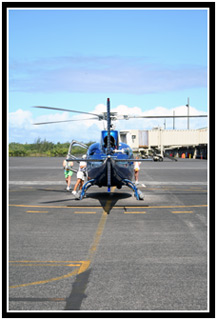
9, 181, 207, 186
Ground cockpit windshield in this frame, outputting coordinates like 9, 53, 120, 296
101, 130, 119, 150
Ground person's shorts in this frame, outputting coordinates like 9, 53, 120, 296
77, 171, 85, 180
64, 170, 73, 179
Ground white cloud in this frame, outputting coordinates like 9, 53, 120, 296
9, 109, 33, 129
116, 104, 207, 130
9, 104, 208, 143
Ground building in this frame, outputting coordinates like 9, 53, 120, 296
119, 128, 208, 159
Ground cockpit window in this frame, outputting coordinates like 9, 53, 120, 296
103, 135, 116, 148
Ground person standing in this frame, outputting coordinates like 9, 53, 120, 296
63, 158, 74, 191
134, 156, 141, 184
72, 155, 87, 196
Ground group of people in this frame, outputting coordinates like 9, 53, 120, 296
63, 155, 87, 195
63, 155, 142, 195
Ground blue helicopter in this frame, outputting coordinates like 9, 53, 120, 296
34, 98, 150, 200
34, 98, 207, 200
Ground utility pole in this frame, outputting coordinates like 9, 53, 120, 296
173, 110, 175, 129
186, 97, 190, 129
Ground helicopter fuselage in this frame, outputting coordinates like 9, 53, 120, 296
86, 139, 134, 189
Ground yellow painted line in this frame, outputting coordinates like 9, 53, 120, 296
10, 260, 82, 263
144, 187, 206, 192
10, 190, 34, 192
26, 210, 48, 213
87, 187, 116, 263
125, 211, 146, 214
9, 204, 100, 209
10, 263, 81, 267
10, 204, 208, 210
172, 211, 193, 214
9, 188, 116, 289
77, 260, 91, 274
123, 205, 207, 209
74, 211, 96, 214
190, 187, 202, 189
9, 261, 90, 289
9, 270, 78, 289
88, 212, 107, 261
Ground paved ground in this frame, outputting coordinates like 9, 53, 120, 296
8, 157, 208, 313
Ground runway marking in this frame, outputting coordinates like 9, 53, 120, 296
10, 260, 83, 265
87, 187, 116, 263
144, 188, 207, 192
9, 189, 115, 289
172, 211, 193, 214
74, 211, 96, 214
9, 180, 208, 185
77, 260, 91, 274
123, 205, 207, 209
26, 210, 49, 213
9, 204, 101, 209
124, 211, 146, 214
9, 204, 208, 210
190, 186, 202, 189
9, 261, 90, 289
9, 297, 66, 302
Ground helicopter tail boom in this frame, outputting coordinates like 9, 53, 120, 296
106, 98, 111, 156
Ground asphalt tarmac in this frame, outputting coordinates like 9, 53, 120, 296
8, 157, 208, 314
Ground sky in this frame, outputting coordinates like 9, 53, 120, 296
8, 7, 208, 143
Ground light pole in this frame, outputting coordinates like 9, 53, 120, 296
186, 97, 190, 129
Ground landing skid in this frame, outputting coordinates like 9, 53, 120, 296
79, 178, 144, 200
80, 179, 96, 200
123, 179, 145, 200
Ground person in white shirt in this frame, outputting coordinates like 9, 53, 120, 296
72, 155, 87, 195
134, 156, 141, 184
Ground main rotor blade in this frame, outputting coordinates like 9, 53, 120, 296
127, 115, 207, 119
33, 106, 102, 118
66, 158, 103, 162
114, 158, 153, 161
34, 117, 98, 125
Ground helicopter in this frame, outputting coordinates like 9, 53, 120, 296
34, 98, 207, 200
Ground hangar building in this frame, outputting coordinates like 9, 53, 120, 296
119, 128, 208, 159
